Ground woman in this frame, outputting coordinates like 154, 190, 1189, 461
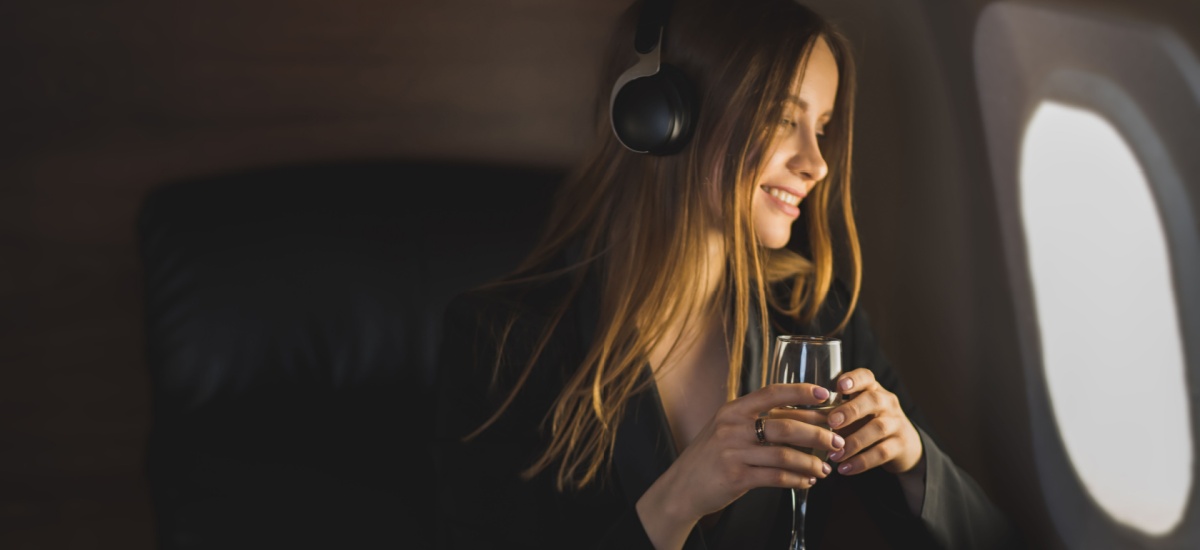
432, 0, 1020, 548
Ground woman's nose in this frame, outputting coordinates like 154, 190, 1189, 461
785, 133, 829, 186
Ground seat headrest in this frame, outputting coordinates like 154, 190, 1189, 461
136, 159, 562, 418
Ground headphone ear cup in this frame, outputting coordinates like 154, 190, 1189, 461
611, 63, 696, 155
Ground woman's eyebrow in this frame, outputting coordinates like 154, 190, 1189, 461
785, 95, 833, 119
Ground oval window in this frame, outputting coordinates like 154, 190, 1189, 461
1020, 100, 1192, 535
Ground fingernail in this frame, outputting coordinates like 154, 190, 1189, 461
808, 477, 817, 486
822, 463, 832, 475
839, 378, 853, 391
839, 463, 853, 475
829, 412, 844, 427
832, 434, 844, 448
828, 450, 843, 461
813, 386, 829, 400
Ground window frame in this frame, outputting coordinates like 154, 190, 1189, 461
975, 2, 1200, 546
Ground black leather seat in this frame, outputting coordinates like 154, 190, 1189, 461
136, 159, 561, 549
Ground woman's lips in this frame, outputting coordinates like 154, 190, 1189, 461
761, 184, 804, 217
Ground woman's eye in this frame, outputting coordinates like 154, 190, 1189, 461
779, 118, 796, 128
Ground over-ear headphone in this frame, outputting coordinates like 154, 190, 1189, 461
609, 0, 697, 155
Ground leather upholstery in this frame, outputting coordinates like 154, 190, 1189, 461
136, 159, 561, 549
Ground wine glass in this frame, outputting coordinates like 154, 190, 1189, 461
767, 335, 842, 550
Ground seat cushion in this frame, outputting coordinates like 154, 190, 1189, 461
136, 158, 562, 548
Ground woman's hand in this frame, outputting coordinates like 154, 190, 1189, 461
636, 383, 846, 550
824, 368, 923, 476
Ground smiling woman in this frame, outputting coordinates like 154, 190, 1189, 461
431, 0, 1020, 548
22, 0, 1198, 548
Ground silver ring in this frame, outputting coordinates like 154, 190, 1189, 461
755, 417, 768, 445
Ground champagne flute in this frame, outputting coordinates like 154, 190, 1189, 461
768, 335, 842, 550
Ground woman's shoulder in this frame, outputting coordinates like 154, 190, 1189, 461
768, 276, 859, 335
821, 278, 858, 324
442, 255, 582, 336
436, 255, 587, 402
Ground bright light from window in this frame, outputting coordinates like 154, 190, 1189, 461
1020, 100, 1192, 535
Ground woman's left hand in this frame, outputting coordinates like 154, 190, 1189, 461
824, 368, 923, 476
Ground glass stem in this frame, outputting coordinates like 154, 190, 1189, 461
791, 487, 809, 550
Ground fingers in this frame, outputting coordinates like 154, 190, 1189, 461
826, 388, 897, 431
732, 383, 832, 417
823, 382, 917, 476
757, 416, 845, 453
832, 437, 904, 476
826, 415, 896, 464
834, 368, 880, 398
768, 407, 828, 427
739, 465, 824, 490
825, 413, 923, 476
734, 446, 831, 489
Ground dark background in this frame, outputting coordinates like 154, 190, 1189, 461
2, 0, 1197, 548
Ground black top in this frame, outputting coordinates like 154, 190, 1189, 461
432, 249, 1021, 549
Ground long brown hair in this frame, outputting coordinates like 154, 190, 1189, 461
467, 0, 861, 492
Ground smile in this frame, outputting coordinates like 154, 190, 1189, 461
761, 185, 804, 218
762, 185, 805, 206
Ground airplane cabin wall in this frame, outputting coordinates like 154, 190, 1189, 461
801, 0, 1200, 548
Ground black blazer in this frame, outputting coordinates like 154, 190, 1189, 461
431, 251, 1020, 549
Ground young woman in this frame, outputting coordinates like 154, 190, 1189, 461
432, 0, 1020, 548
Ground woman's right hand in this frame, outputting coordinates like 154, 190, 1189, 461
635, 383, 846, 549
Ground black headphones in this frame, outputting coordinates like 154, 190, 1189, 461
609, 0, 697, 155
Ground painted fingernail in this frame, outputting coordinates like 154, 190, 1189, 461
832, 434, 845, 448
839, 378, 853, 391
828, 450, 843, 461
822, 463, 832, 475
839, 463, 853, 475
829, 412, 844, 427
808, 477, 817, 486
813, 386, 830, 400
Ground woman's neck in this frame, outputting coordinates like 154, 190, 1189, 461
649, 228, 728, 370
649, 229, 734, 456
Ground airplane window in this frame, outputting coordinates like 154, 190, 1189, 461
1020, 100, 1192, 535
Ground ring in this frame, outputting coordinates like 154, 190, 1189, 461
755, 417, 768, 445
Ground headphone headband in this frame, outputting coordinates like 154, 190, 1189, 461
634, 0, 672, 54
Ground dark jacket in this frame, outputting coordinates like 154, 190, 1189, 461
432, 252, 1020, 549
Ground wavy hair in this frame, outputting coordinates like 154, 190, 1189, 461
466, 0, 861, 491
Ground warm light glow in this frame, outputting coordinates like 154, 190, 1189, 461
1020, 101, 1192, 536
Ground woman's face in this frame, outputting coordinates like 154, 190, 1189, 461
751, 36, 839, 249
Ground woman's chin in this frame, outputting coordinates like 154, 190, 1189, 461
756, 231, 792, 250
753, 209, 800, 250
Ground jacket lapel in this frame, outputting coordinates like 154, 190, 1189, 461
569, 253, 678, 511
565, 242, 677, 505
703, 298, 783, 549
571, 248, 783, 549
